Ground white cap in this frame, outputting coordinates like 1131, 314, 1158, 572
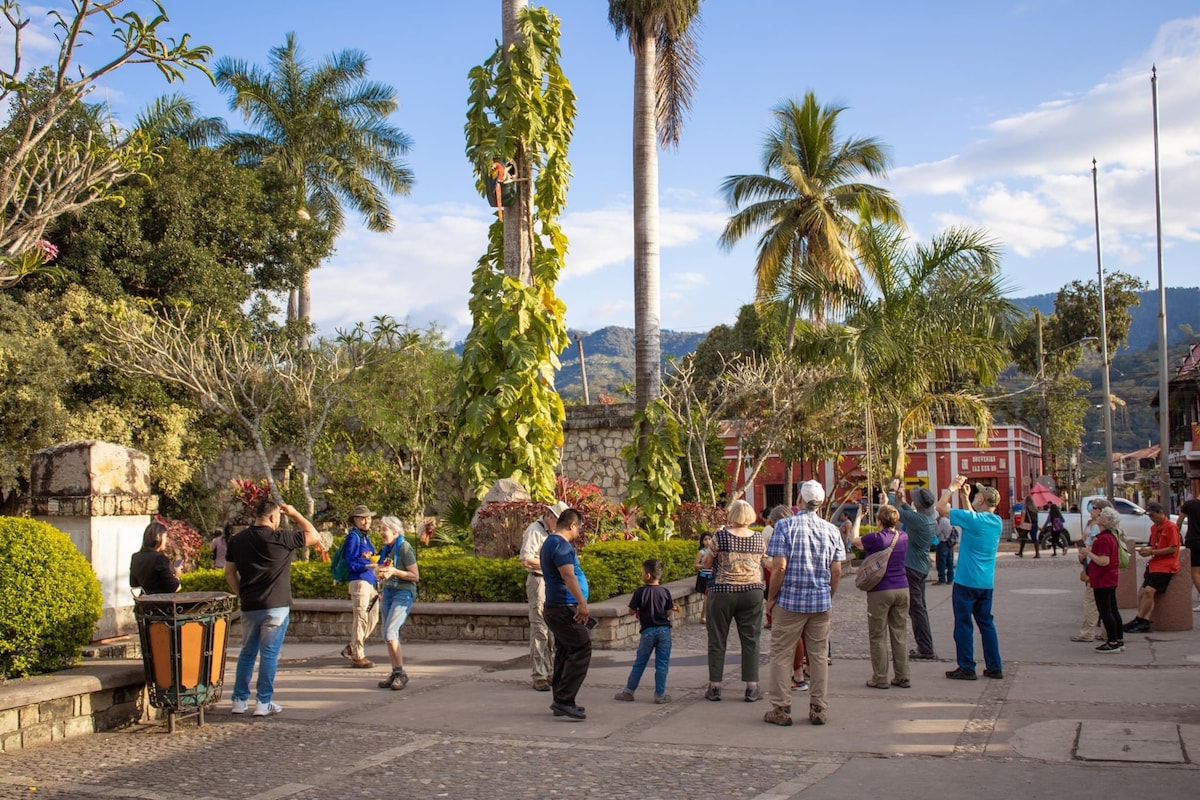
799, 480, 825, 505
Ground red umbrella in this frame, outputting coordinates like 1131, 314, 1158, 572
1029, 484, 1064, 508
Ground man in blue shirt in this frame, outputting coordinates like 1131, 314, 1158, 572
341, 504, 379, 669
763, 480, 845, 727
936, 475, 1004, 681
539, 508, 591, 720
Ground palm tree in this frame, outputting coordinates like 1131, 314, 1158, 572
135, 93, 227, 149
607, 0, 702, 409
215, 34, 414, 322
719, 93, 903, 348
795, 222, 1019, 481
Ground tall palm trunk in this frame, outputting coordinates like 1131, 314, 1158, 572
502, 0, 533, 285
632, 32, 661, 408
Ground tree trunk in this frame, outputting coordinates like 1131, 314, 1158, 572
287, 288, 298, 322
783, 462, 793, 507
298, 271, 312, 323
632, 32, 661, 409
502, 0, 533, 285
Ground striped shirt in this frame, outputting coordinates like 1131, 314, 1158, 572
766, 511, 845, 613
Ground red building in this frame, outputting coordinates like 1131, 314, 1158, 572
722, 424, 1043, 521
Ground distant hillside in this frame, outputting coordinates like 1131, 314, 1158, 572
1013, 286, 1200, 351
452, 287, 1197, 400
556, 326, 706, 399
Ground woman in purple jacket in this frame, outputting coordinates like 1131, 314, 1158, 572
853, 504, 911, 689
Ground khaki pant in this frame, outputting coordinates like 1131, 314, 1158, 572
526, 573, 554, 681
768, 607, 830, 713
348, 579, 379, 659
867, 588, 910, 684
1079, 584, 1099, 638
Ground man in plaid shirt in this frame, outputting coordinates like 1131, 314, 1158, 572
763, 480, 845, 726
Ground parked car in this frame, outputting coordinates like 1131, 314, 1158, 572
1060, 496, 1187, 545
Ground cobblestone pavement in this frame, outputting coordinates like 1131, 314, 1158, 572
2, 554, 1199, 800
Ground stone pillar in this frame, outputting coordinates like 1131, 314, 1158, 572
1151, 548, 1193, 632
29, 441, 159, 641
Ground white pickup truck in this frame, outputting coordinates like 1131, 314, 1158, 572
1059, 496, 1186, 545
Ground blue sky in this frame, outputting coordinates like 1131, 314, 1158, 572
16, 1, 1200, 340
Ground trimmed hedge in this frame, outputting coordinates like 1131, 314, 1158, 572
0, 517, 103, 679
183, 539, 703, 603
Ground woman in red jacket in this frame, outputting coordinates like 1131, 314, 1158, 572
1080, 507, 1124, 653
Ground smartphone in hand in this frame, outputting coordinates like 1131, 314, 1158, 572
584, 616, 598, 630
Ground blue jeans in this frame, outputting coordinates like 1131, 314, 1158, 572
936, 542, 956, 583
624, 626, 672, 696
380, 588, 415, 642
233, 607, 290, 704
951, 584, 1001, 673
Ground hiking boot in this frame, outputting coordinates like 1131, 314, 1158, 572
390, 670, 409, 690
532, 679, 551, 692
653, 694, 672, 704
340, 644, 354, 662
983, 669, 1004, 679
378, 671, 401, 689
865, 679, 889, 690
351, 658, 375, 669
808, 705, 827, 726
744, 686, 763, 702
704, 685, 721, 701
909, 649, 938, 661
945, 667, 977, 680
614, 690, 635, 702
890, 677, 911, 688
763, 706, 793, 726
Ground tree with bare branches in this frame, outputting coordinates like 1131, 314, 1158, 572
0, 0, 211, 287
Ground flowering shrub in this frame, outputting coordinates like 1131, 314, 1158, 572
156, 514, 204, 571
229, 476, 270, 522
555, 476, 624, 543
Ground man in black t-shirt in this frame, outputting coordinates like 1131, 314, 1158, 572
225, 498, 320, 717
1177, 497, 1200, 612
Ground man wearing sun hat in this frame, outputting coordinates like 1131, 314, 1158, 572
341, 504, 379, 669
520, 500, 569, 691
936, 476, 1004, 681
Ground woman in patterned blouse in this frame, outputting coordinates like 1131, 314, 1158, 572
702, 499, 766, 702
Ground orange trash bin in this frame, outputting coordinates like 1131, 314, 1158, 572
134, 592, 236, 732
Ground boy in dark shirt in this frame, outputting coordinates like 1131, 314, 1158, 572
614, 559, 675, 704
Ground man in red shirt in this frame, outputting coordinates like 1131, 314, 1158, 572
1123, 502, 1181, 634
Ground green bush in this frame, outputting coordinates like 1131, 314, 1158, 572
0, 517, 103, 679
189, 539, 702, 605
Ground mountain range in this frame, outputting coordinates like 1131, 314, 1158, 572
457, 287, 1200, 400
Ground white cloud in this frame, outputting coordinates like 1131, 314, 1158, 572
891, 17, 1200, 277
560, 205, 726, 278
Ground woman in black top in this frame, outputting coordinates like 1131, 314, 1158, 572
1016, 496, 1040, 558
130, 521, 181, 595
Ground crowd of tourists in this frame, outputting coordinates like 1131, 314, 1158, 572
173, 475, 1196, 724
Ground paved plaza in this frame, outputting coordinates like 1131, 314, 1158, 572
1, 553, 1198, 799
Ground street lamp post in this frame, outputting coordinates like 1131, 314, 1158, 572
1092, 159, 1115, 501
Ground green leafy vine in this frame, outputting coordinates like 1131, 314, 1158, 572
622, 399, 683, 540
452, 6, 575, 501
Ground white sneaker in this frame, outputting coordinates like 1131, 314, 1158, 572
230, 699, 248, 714
252, 701, 283, 717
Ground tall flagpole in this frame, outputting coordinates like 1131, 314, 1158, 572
1092, 159, 1115, 500
1151, 66, 1171, 508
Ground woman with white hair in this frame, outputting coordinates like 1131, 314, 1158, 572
374, 516, 420, 688
1070, 498, 1112, 643
702, 499, 766, 702
1079, 506, 1124, 653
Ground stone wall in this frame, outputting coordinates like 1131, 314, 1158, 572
559, 403, 635, 500
274, 577, 702, 650
0, 664, 148, 753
